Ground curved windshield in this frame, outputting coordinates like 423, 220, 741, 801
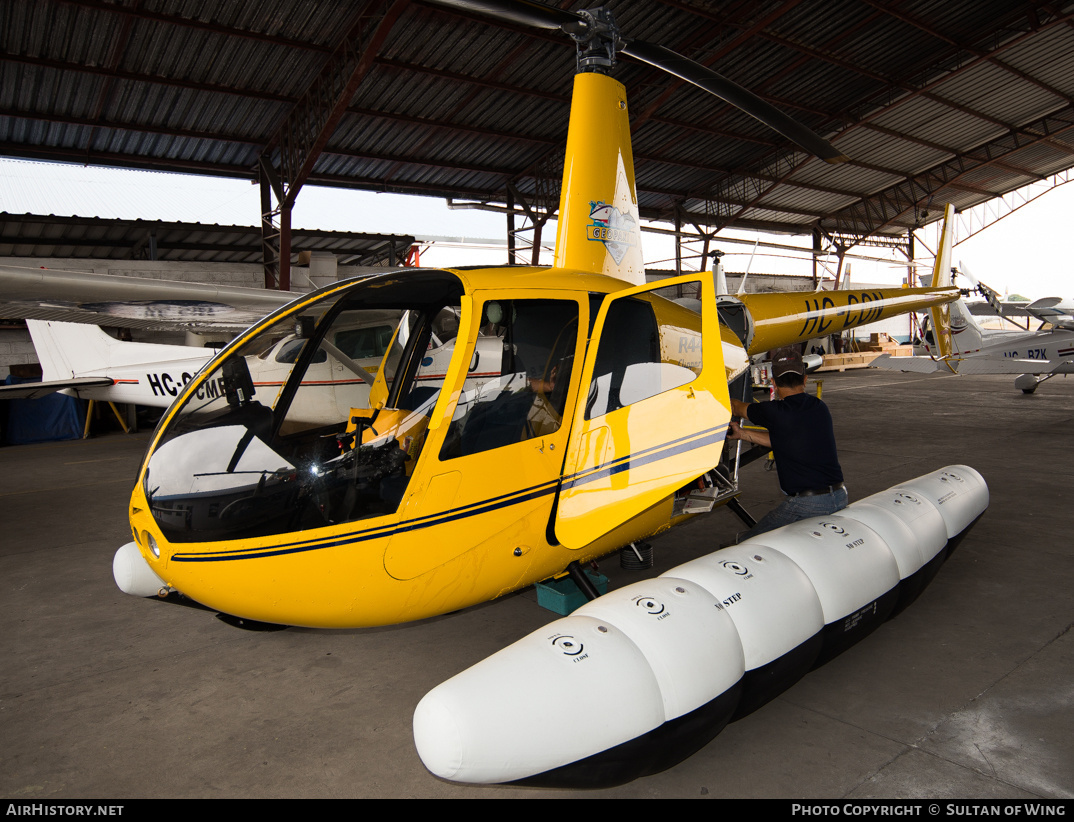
142, 271, 468, 543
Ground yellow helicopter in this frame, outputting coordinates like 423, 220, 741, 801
116, 0, 959, 629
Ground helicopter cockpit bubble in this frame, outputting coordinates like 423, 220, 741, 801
142, 271, 468, 543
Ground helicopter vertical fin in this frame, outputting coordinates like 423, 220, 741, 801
552, 72, 644, 285
926, 204, 956, 359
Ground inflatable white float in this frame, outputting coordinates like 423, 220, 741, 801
413, 465, 988, 788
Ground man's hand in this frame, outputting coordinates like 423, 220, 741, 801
727, 418, 770, 448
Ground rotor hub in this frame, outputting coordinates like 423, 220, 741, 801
572, 7, 620, 74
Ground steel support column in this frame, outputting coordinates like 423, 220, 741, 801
258, 0, 407, 289
260, 159, 291, 290
812, 228, 822, 288
506, 189, 516, 265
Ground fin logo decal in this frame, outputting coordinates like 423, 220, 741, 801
586, 201, 638, 264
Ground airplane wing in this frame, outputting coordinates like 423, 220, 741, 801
0, 376, 114, 400
870, 353, 945, 374
871, 352, 1071, 376
1025, 298, 1074, 330
0, 264, 301, 332
954, 356, 1070, 375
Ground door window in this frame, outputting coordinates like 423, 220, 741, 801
439, 299, 580, 459
585, 295, 702, 420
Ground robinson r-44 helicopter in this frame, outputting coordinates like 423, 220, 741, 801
115, 0, 960, 629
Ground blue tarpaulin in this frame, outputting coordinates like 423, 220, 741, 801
2, 376, 86, 444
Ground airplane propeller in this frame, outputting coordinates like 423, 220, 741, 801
424, 0, 849, 164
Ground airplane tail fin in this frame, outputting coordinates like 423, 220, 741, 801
25, 320, 198, 381
945, 294, 986, 356
926, 204, 956, 358
25, 320, 118, 381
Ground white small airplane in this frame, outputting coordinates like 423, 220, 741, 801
873, 291, 1074, 393
0, 261, 290, 404
0, 309, 503, 418
870, 208, 1074, 393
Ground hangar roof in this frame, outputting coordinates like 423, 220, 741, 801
2, 0, 1074, 249
0, 212, 414, 266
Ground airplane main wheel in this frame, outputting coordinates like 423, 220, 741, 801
1015, 374, 1041, 394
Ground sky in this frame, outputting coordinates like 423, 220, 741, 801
1, 157, 1071, 299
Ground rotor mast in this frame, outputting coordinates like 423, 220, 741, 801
552, 8, 646, 284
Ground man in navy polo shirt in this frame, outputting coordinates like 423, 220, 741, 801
727, 348, 846, 540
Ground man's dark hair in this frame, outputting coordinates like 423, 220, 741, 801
775, 371, 805, 389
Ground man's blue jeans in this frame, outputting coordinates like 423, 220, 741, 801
738, 486, 848, 542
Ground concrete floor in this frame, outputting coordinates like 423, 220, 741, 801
1, 369, 1071, 799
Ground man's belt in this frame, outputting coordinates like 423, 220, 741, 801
791, 482, 845, 497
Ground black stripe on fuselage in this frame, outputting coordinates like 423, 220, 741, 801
561, 426, 726, 492
171, 425, 727, 563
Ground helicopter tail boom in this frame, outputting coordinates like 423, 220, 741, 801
732, 285, 959, 356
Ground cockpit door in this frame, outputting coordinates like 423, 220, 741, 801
555, 273, 730, 549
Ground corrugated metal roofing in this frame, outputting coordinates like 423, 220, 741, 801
0, 212, 415, 266
2, 0, 1074, 249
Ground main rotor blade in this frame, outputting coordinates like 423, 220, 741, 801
422, 0, 582, 31
621, 40, 849, 164
424, 0, 847, 163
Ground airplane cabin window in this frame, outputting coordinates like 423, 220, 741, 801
333, 325, 394, 360
275, 338, 328, 364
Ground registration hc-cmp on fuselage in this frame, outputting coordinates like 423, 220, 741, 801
120, 67, 959, 629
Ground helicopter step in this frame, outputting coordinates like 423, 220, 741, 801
673, 468, 739, 517
413, 464, 988, 788
680, 484, 722, 515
